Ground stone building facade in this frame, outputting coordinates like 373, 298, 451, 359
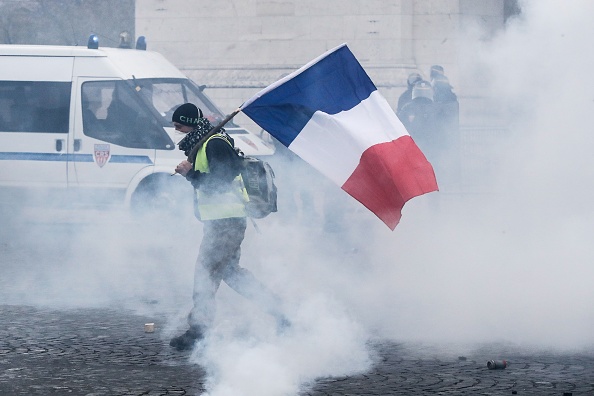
135, 0, 515, 131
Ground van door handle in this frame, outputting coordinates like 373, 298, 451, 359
74, 139, 82, 152
55, 139, 64, 152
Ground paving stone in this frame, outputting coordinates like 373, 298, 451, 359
1, 305, 594, 395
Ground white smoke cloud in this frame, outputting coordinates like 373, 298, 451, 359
193, 292, 371, 396
346, 0, 594, 350
2, 2, 594, 395
195, 12, 594, 396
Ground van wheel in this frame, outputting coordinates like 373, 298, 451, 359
130, 174, 192, 218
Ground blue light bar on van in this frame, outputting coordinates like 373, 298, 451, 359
136, 36, 146, 50
88, 34, 99, 49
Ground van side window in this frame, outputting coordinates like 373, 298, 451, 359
81, 81, 173, 149
0, 81, 71, 133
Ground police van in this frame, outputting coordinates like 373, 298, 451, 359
0, 36, 274, 215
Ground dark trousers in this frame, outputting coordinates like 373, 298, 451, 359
188, 217, 283, 331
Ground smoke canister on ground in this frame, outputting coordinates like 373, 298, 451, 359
487, 360, 507, 369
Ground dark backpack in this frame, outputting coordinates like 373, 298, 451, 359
184, 122, 278, 219
239, 156, 278, 219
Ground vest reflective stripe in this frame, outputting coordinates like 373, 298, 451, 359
193, 134, 248, 221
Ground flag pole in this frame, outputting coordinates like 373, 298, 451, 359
171, 108, 242, 175
198, 107, 242, 145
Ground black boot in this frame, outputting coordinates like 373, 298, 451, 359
169, 327, 204, 351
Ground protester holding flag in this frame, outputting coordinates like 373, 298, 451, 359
397, 80, 439, 160
169, 103, 289, 351
167, 44, 436, 350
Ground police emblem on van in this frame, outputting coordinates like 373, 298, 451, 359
94, 144, 111, 168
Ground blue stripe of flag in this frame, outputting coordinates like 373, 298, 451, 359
241, 45, 377, 147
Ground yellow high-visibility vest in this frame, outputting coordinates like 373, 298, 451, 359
193, 134, 248, 221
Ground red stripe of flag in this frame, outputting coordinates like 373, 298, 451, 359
342, 136, 438, 230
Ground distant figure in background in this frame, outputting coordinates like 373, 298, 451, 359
431, 73, 459, 133
432, 73, 458, 127
398, 80, 441, 167
398, 80, 435, 138
431, 73, 460, 188
429, 64, 445, 81
428, 65, 462, 188
397, 72, 423, 114
432, 74, 457, 104
397, 64, 461, 189
428, 65, 457, 112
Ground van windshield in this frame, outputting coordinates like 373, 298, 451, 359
131, 78, 235, 128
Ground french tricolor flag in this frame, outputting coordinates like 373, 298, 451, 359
240, 44, 438, 230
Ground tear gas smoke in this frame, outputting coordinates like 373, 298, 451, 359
1, 1, 593, 395
353, 0, 594, 350
188, 2, 594, 393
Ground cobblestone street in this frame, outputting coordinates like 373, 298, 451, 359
1, 305, 593, 395
1, 212, 594, 395
1, 0, 594, 394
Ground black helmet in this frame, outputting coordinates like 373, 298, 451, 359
407, 72, 422, 88
412, 80, 433, 101
430, 65, 445, 80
